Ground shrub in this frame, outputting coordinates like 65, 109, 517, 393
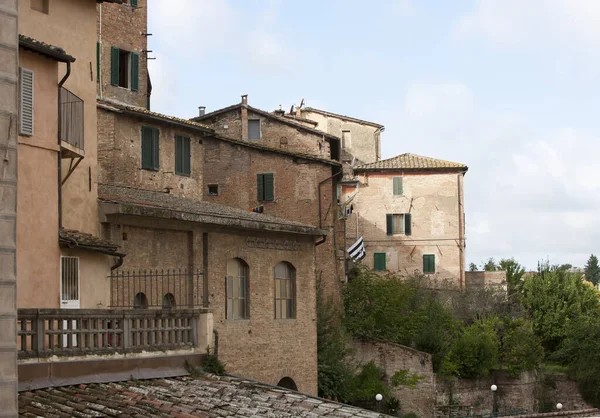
444, 320, 499, 378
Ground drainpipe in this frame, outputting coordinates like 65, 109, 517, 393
99, 4, 103, 99
57, 62, 71, 230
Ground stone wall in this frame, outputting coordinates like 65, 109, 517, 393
0, 0, 19, 413
352, 339, 436, 418
465, 271, 507, 290
541, 374, 593, 412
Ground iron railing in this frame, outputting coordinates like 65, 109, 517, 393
110, 268, 204, 308
60, 87, 84, 150
17, 308, 203, 359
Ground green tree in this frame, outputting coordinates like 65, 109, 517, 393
522, 266, 600, 354
469, 262, 478, 272
483, 258, 499, 272
444, 319, 499, 378
584, 254, 600, 286
496, 317, 544, 377
317, 275, 354, 401
498, 258, 526, 298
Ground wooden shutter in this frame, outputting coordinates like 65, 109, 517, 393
264, 173, 274, 201
19, 68, 34, 136
152, 127, 160, 170
405, 213, 412, 236
141, 126, 153, 169
374, 253, 386, 271
130, 0, 138, 7
257, 174, 264, 201
96, 42, 100, 83
423, 255, 435, 273
175, 136, 182, 174
393, 176, 403, 195
386, 214, 393, 236
183, 136, 191, 175
130, 52, 139, 91
110, 46, 120, 86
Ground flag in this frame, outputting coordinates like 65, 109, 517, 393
348, 236, 366, 261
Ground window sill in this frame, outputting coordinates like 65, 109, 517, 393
175, 172, 191, 177
225, 318, 250, 323
274, 318, 296, 323
141, 167, 159, 172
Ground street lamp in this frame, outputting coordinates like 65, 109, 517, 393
557, 403, 563, 411
491, 385, 498, 416
375, 394, 383, 413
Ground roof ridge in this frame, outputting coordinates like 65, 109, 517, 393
356, 152, 467, 171
302, 106, 384, 128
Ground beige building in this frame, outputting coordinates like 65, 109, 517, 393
0, 0, 19, 413
344, 153, 468, 287
16, 0, 123, 310
300, 106, 384, 165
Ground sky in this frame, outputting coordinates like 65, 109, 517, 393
147, 0, 600, 271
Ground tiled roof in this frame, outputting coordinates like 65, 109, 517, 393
97, 98, 213, 131
19, 375, 390, 417
355, 153, 467, 171
99, 183, 326, 236
98, 100, 340, 167
19, 35, 75, 63
192, 103, 341, 142
59, 228, 125, 256
302, 107, 384, 129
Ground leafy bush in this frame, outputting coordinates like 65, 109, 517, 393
347, 361, 401, 414
498, 318, 543, 377
317, 274, 355, 401
444, 320, 499, 378
201, 348, 226, 375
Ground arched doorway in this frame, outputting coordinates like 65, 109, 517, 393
277, 377, 298, 391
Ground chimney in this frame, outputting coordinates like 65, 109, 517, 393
241, 94, 248, 105
274, 108, 285, 116
295, 106, 301, 118
198, 106, 206, 117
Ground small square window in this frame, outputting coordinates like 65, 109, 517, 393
208, 184, 219, 196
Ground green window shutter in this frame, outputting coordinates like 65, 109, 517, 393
175, 135, 182, 174
110, 46, 120, 86
152, 128, 160, 170
130, 52, 139, 91
386, 214, 393, 236
393, 177, 403, 195
141, 126, 153, 169
130, 0, 138, 7
96, 42, 100, 83
405, 213, 412, 236
264, 173, 274, 201
374, 253, 386, 271
423, 255, 435, 273
183, 136, 191, 175
257, 174, 264, 201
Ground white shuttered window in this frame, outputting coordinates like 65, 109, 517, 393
19, 67, 34, 136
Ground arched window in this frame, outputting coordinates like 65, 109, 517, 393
133, 292, 148, 309
274, 261, 296, 319
226, 258, 249, 319
277, 377, 298, 391
162, 293, 176, 309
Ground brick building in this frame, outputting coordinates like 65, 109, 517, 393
343, 153, 468, 287
96, 97, 345, 393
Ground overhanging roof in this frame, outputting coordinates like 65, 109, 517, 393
19, 35, 75, 63
355, 153, 468, 173
98, 183, 327, 236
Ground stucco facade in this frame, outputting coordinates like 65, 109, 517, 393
344, 155, 467, 287
300, 107, 384, 164
0, 0, 19, 413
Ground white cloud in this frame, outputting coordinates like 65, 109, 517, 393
455, 0, 600, 49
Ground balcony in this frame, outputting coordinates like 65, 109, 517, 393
60, 87, 84, 159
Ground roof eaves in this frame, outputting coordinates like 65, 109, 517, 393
303, 107, 384, 129
211, 133, 341, 168
355, 165, 468, 173
97, 99, 213, 132
19, 35, 75, 63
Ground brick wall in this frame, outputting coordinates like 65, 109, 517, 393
353, 339, 436, 418
465, 271, 507, 290
97, 0, 148, 107
103, 216, 318, 395
202, 107, 332, 160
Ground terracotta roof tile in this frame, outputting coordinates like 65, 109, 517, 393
302, 107, 384, 128
98, 183, 327, 236
355, 153, 467, 171
59, 228, 124, 256
19, 375, 391, 417
19, 34, 75, 63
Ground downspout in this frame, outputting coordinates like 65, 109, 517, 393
57, 62, 71, 230
457, 172, 465, 289
99, 4, 103, 99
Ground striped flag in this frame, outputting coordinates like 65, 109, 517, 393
348, 236, 366, 261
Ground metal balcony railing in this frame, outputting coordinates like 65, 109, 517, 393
60, 87, 84, 151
